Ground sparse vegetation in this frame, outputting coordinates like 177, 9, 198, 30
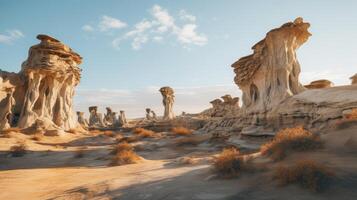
133, 127, 156, 138
9, 142, 27, 157
172, 127, 193, 136
274, 160, 334, 192
345, 108, 357, 119
260, 126, 323, 161
110, 142, 141, 166
103, 130, 115, 137
174, 135, 205, 146
213, 148, 252, 178
118, 136, 140, 143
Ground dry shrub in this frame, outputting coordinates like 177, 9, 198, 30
1, 127, 21, 134
174, 136, 204, 146
177, 157, 196, 165
213, 148, 252, 178
260, 127, 322, 161
10, 142, 27, 157
119, 136, 139, 143
111, 142, 133, 154
133, 128, 155, 138
172, 127, 193, 136
274, 160, 334, 192
110, 142, 140, 166
103, 130, 115, 137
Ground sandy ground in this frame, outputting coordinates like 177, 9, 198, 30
1, 123, 357, 200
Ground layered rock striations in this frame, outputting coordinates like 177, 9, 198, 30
232, 17, 309, 112
159, 86, 175, 120
0, 34, 82, 131
203, 18, 357, 136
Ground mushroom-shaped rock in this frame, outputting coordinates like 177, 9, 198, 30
159, 86, 175, 120
231, 17, 310, 111
17, 34, 82, 130
350, 73, 357, 85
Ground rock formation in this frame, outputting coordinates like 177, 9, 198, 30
88, 106, 105, 127
0, 88, 15, 129
350, 73, 357, 85
304, 79, 333, 89
159, 86, 175, 120
118, 110, 127, 127
231, 17, 309, 112
104, 107, 116, 126
208, 95, 240, 117
145, 108, 152, 120
202, 18, 357, 137
151, 110, 157, 120
76, 111, 88, 127
0, 34, 82, 131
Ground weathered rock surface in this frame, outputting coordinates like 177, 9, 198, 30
0, 34, 82, 131
201, 94, 240, 117
88, 106, 105, 127
202, 18, 357, 137
350, 73, 357, 85
231, 17, 309, 112
159, 86, 175, 120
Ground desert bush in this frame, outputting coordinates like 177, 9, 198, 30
110, 150, 141, 166
118, 136, 140, 143
9, 142, 27, 157
274, 160, 334, 192
133, 128, 155, 138
172, 127, 193, 136
109, 142, 140, 166
260, 126, 322, 161
174, 136, 205, 146
213, 148, 253, 178
103, 130, 115, 137
110, 142, 133, 155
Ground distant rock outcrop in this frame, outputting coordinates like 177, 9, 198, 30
350, 73, 357, 85
0, 34, 82, 131
207, 94, 240, 117
159, 86, 175, 120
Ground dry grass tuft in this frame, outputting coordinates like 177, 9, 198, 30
9, 142, 27, 157
103, 130, 115, 137
260, 126, 323, 161
172, 127, 193, 136
133, 128, 156, 138
274, 160, 334, 192
109, 142, 141, 166
174, 135, 204, 146
118, 136, 140, 143
213, 148, 254, 178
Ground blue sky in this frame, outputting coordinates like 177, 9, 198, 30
1, 0, 357, 117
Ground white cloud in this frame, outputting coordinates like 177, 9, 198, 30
99, 15, 127, 31
132, 35, 148, 50
0, 29, 24, 44
82, 25, 94, 32
179, 10, 196, 22
151, 5, 177, 33
177, 24, 207, 45
74, 84, 241, 118
110, 5, 207, 50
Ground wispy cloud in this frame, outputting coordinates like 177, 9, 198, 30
74, 84, 240, 118
110, 5, 207, 50
99, 15, 127, 31
82, 25, 94, 32
0, 30, 24, 44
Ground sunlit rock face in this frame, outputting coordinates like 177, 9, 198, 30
208, 94, 240, 117
232, 17, 310, 112
159, 86, 175, 120
17, 34, 82, 130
